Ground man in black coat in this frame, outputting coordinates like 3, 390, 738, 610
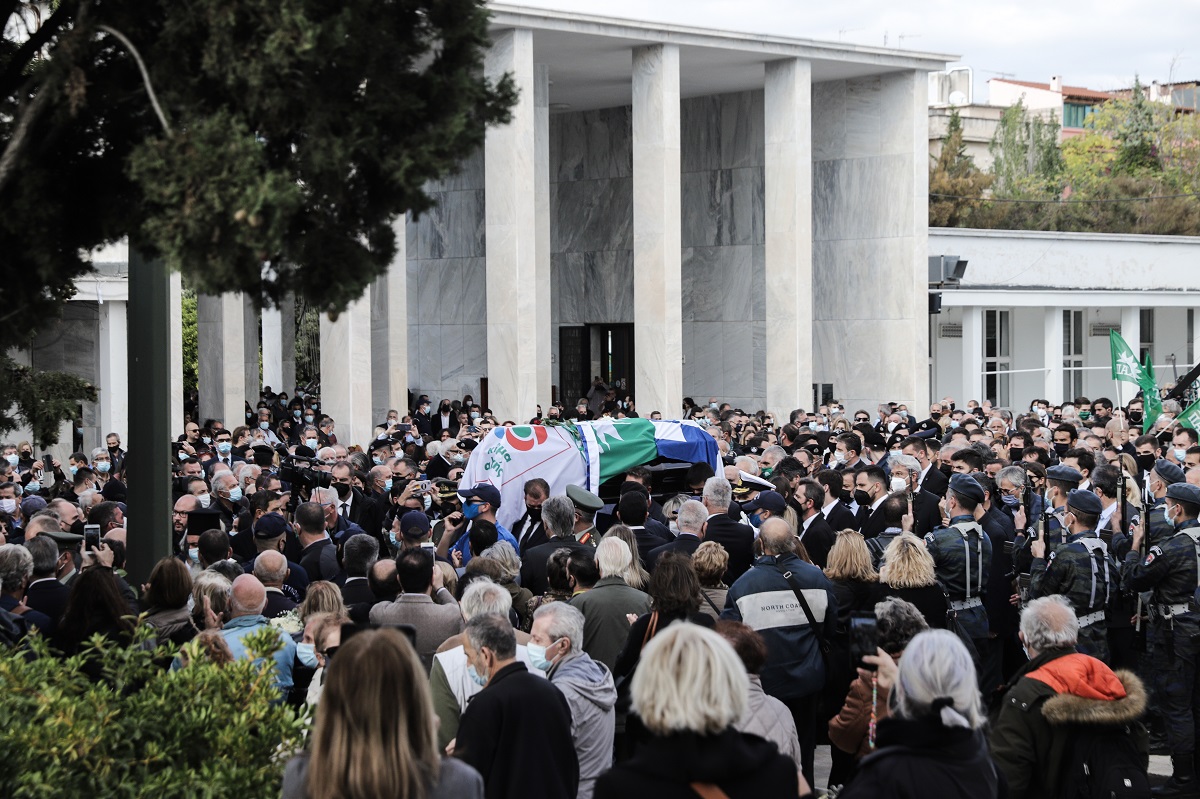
22, 529, 72, 632
886, 452, 943, 537
646, 498, 706, 571
815, 469, 857, 532
519, 494, 596, 596
454, 613, 578, 799
903, 436, 948, 498
700, 477, 755, 583
510, 478, 550, 557
612, 491, 668, 569
792, 480, 836, 569
339, 533, 379, 607
331, 462, 384, 543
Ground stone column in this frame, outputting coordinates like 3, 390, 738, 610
372, 215, 409, 420
534, 63, 552, 408
1043, 307, 1063, 403
764, 58, 813, 420
1121, 306, 1141, 359
280, 293, 296, 394
484, 29, 540, 421
961, 306, 984, 404
169, 272, 184, 429
197, 293, 247, 427
243, 295, 260, 402
320, 298, 372, 449
631, 43, 683, 418
97, 299, 129, 443
262, 306, 283, 394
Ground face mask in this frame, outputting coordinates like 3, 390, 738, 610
453, 454, 465, 464
1079, 411, 1091, 421
890, 477, 908, 493
833, 450, 846, 464
304, 438, 318, 450
304, 415, 314, 424
296, 642, 319, 669
853, 489, 873, 507
334, 483, 351, 499
293, 410, 302, 419
188, 546, 200, 563
470, 412, 480, 420
200, 436, 211, 446
227, 487, 243, 503
467, 662, 488, 687
373, 457, 385, 466
839, 488, 854, 503
389, 531, 401, 549
1175, 448, 1188, 462
94, 461, 111, 474
4, 455, 17, 467
1053, 443, 1070, 456
259, 422, 269, 430
0, 499, 15, 515
1000, 493, 1020, 507
216, 442, 232, 455
383, 478, 393, 493
1166, 504, 1179, 525
949, 421, 960, 430
463, 502, 482, 521
1136, 454, 1156, 473
887, 422, 898, 433
1129, 411, 1143, 424
25, 481, 41, 494
1009, 447, 1024, 461
760, 466, 774, 479
527, 505, 542, 521
423, 494, 433, 511
930, 412, 942, 420
527, 640, 559, 672
197, 494, 212, 508
69, 465, 78, 476
748, 511, 762, 528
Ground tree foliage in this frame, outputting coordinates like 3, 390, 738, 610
181, 289, 197, 395
929, 108, 994, 227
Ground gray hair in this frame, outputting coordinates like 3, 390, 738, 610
541, 494, 577, 538
480, 540, 521, 583
1020, 594, 1079, 653
676, 499, 708, 535
891, 629, 984, 730
734, 456, 759, 475
995, 465, 1027, 490
25, 535, 59, 577
465, 612, 516, 660
459, 577, 512, 620
90, 447, 108, 460
252, 550, 288, 583
703, 477, 732, 509
341, 533, 379, 578
595, 536, 632, 579
760, 445, 787, 463
310, 486, 337, 506
0, 543, 33, 593
532, 601, 585, 655
874, 597, 929, 654
213, 471, 238, 492
192, 570, 233, 618
887, 452, 921, 474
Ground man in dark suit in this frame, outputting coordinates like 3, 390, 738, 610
339, 533, 379, 607
331, 462, 383, 544
793, 480, 836, 569
431, 400, 459, 439
519, 495, 595, 597
887, 452, 943, 538
209, 429, 246, 473
815, 469, 857, 532
904, 437, 948, 498
510, 478, 550, 557
411, 396, 433, 438
23, 529, 73, 631
646, 498, 706, 571
613, 491, 668, 569
252, 549, 300, 618
0, 537, 53, 634
700, 476, 755, 583
853, 467, 890, 538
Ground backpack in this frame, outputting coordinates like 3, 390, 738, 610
1059, 722, 1150, 799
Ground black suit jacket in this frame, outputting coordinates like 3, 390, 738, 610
703, 514, 755, 584
25, 578, 70, 626
858, 503, 887, 539
630, 527, 670, 570
919, 466, 949, 498
263, 588, 298, 619
345, 489, 383, 540
432, 414, 459, 439
340, 577, 375, 607
412, 411, 433, 438
646, 534, 701, 572
823, 501, 857, 533
519, 537, 594, 597
510, 512, 547, 557
799, 514, 835, 569
910, 490, 943, 538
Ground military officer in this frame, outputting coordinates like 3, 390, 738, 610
1122, 482, 1200, 797
1029, 488, 1118, 662
925, 473, 993, 664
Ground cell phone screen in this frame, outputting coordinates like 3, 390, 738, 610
849, 612, 878, 671
83, 524, 102, 550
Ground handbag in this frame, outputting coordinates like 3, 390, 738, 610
615, 610, 660, 714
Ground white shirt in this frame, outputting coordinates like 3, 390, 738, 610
821, 499, 839, 519
918, 462, 933, 491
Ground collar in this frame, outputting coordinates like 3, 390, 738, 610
223, 614, 268, 629
821, 499, 838, 516
1178, 519, 1200, 532
870, 495, 887, 511
59, 567, 77, 584
594, 576, 628, 588
676, 531, 700, 540
265, 586, 285, 595
802, 514, 815, 532
949, 514, 975, 524
883, 526, 902, 534
344, 576, 366, 583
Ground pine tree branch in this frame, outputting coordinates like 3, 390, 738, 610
96, 24, 172, 137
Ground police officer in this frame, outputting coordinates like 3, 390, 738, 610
1013, 464, 1082, 576
1146, 459, 1186, 548
1028, 488, 1118, 663
925, 473, 993, 673
1122, 482, 1200, 797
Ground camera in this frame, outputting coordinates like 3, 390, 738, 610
278, 454, 332, 492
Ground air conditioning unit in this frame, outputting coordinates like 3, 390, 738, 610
1090, 323, 1121, 337
940, 323, 963, 339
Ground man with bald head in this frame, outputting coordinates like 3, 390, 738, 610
721, 515, 838, 786
219, 573, 297, 694
252, 550, 297, 618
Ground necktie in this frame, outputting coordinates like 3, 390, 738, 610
341, 502, 349, 517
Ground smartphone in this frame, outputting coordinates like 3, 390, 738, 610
420, 541, 436, 551
418, 480, 431, 491
849, 612, 879, 671
397, 423, 411, 433
83, 523, 102, 550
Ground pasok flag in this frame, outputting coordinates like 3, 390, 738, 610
1142, 352, 1162, 433
1110, 330, 1150, 386
1179, 398, 1200, 431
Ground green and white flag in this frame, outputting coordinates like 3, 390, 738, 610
1180, 398, 1200, 431
1143, 352, 1162, 432
1110, 330, 1149, 386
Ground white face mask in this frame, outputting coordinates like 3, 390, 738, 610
833, 450, 846, 464
890, 476, 908, 493
197, 494, 212, 508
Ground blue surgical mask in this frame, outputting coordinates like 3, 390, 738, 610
304, 438, 318, 450
25, 481, 41, 494
423, 494, 433, 511
4, 454, 17, 467
69, 465, 78, 476
389, 531, 401, 549
467, 663, 488, 687
216, 442, 232, 454
1175, 448, 1188, 462
296, 642, 319, 669
201, 436, 211, 445
950, 421, 960, 429
748, 511, 762, 528
304, 415, 314, 424
293, 410, 301, 419
384, 479, 393, 493
259, 421, 269, 430
188, 546, 200, 562
526, 640, 559, 672
1000, 493, 1020, 507
453, 454, 465, 464
227, 486, 243, 503
470, 411, 480, 420
95, 461, 111, 474
463, 502, 482, 521
373, 457, 385, 466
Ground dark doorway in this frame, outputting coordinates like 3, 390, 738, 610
597, 324, 634, 399
558, 324, 635, 405
558, 327, 590, 404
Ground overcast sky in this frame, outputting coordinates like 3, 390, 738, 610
511, 0, 1200, 102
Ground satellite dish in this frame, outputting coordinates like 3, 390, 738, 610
949, 90, 967, 106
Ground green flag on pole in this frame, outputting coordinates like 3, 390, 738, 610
1110, 330, 1149, 386
1180, 398, 1200, 431
1142, 352, 1162, 432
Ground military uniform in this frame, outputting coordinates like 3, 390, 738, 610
1121, 488, 1200, 778
1030, 495, 1118, 663
926, 505, 992, 641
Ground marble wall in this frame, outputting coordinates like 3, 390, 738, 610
31, 302, 100, 447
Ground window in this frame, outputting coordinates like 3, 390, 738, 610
984, 310, 1010, 407
813, 383, 834, 410
1140, 308, 1154, 362
1063, 102, 1094, 128
1063, 310, 1084, 400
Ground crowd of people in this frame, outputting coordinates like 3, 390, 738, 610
3, 384, 1200, 797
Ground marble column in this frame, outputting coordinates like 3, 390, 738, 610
1121, 306, 1141, 358
197, 293, 247, 427
764, 58, 813, 419
320, 298, 372, 450
262, 306, 283, 394
632, 43, 683, 417
280, 293, 296, 394
372, 215, 409, 420
484, 29, 540, 421
961, 306, 984, 404
1043, 307, 1063, 403
243, 295, 260, 402
169, 272, 184, 429
97, 299, 129, 442
534, 64, 552, 408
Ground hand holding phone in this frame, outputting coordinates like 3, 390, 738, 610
849, 612, 879, 671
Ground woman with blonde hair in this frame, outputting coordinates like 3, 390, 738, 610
282, 627, 485, 799
601, 524, 649, 590
299, 581, 347, 625
877, 533, 948, 629
824, 530, 879, 633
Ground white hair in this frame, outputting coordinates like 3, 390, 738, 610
676, 500, 709, 535
316, 446, 337, 461
888, 452, 921, 474
91, 447, 108, 460
532, 602, 585, 655
459, 577, 512, 620
425, 441, 441, 459
1020, 594, 1079, 652
632, 623, 747, 736
891, 629, 984, 730
734, 456, 758, 476
703, 477, 732, 509
595, 536, 633, 579
310, 486, 337, 505
479, 540, 521, 583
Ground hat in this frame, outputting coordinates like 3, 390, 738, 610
743, 490, 787, 516
1046, 464, 1083, 485
566, 484, 604, 513
1166, 483, 1200, 506
1153, 459, 1185, 486
20, 495, 47, 517
435, 480, 459, 500
948, 473, 986, 504
100, 479, 127, 503
458, 483, 501, 508
731, 481, 751, 499
253, 512, 290, 540
1065, 489, 1103, 517
460, 439, 479, 452
740, 471, 774, 491
862, 431, 888, 450
399, 510, 432, 539
39, 529, 83, 548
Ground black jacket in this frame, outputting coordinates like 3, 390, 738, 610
520, 537, 594, 597
703, 514, 755, 584
594, 727, 798, 799
510, 511, 547, 556
920, 465, 950, 498
340, 577, 375, 607
799, 513, 836, 569
630, 527, 670, 570
839, 715, 1002, 799
25, 578, 69, 628
646, 533, 701, 571
824, 501, 858, 533
455, 662, 578, 799
342, 488, 384, 541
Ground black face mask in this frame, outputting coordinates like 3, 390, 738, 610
939, 464, 954, 479
527, 505, 542, 521
1136, 453, 1156, 473
1009, 447, 1024, 461
334, 483, 351, 499
930, 412, 941, 420
839, 488, 854, 503
853, 489, 873, 507
1053, 443, 1070, 456
1128, 411, 1143, 424
70, 519, 85, 537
